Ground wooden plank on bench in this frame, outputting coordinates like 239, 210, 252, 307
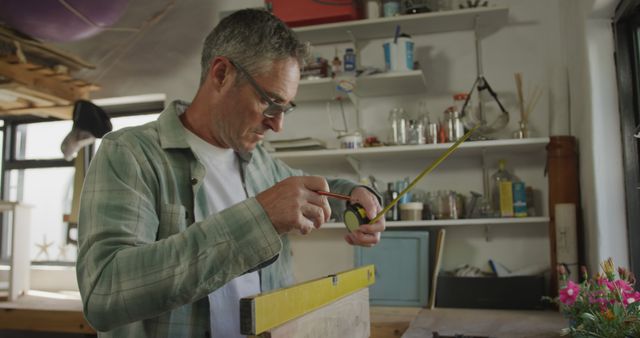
241, 265, 375, 337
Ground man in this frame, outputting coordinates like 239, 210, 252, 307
76, 8, 385, 338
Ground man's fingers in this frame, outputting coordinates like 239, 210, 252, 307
301, 204, 327, 229
302, 175, 330, 193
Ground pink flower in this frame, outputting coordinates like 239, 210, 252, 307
608, 279, 633, 293
560, 280, 580, 305
623, 291, 640, 306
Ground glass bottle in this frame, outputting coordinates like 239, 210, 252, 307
512, 120, 529, 139
407, 119, 425, 145
490, 159, 514, 217
384, 182, 399, 221
453, 93, 468, 112
453, 92, 474, 122
388, 108, 400, 145
331, 56, 341, 78
443, 106, 464, 142
400, 108, 409, 144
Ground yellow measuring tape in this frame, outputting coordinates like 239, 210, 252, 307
368, 125, 479, 225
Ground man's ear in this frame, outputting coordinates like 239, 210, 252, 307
208, 57, 233, 91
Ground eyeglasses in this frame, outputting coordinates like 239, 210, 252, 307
228, 59, 296, 118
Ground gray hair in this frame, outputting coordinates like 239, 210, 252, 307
200, 9, 310, 85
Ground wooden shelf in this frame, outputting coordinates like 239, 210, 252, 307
321, 217, 550, 229
272, 137, 549, 168
297, 70, 426, 101
0, 56, 99, 120
293, 7, 509, 45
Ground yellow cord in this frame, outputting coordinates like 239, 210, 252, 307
368, 125, 479, 225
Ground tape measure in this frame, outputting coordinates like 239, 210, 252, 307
343, 203, 369, 233
366, 125, 480, 226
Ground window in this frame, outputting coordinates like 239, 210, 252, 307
0, 96, 164, 265
614, 0, 640, 274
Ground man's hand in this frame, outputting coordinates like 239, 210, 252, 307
256, 176, 331, 235
345, 187, 385, 247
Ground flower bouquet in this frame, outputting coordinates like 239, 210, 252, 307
551, 258, 640, 337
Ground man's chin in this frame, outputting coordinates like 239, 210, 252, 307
236, 142, 258, 153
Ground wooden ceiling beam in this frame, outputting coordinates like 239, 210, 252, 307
0, 57, 99, 103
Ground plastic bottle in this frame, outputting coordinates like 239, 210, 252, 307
343, 48, 356, 74
384, 182, 399, 221
331, 56, 341, 78
512, 181, 528, 217
490, 159, 514, 217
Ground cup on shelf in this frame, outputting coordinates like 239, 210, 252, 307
382, 0, 401, 16
366, 0, 381, 18
400, 202, 424, 221
339, 133, 363, 149
383, 35, 415, 72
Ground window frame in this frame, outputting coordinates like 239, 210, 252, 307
0, 98, 165, 265
614, 0, 640, 274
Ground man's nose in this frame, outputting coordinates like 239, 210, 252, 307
264, 113, 284, 132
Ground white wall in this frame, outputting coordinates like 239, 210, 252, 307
61, 0, 629, 282
285, 0, 631, 281
564, 0, 630, 272
283, 0, 566, 281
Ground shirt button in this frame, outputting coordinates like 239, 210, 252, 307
190, 177, 198, 185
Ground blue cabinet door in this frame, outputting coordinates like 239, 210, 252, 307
355, 231, 429, 306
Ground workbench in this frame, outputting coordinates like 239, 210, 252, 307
0, 290, 94, 334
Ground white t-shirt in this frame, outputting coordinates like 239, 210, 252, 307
184, 128, 260, 338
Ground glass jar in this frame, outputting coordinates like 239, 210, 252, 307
444, 106, 464, 142
407, 119, 425, 145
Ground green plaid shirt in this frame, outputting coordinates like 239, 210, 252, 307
76, 100, 360, 337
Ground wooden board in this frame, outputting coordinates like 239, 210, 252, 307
370, 306, 422, 338
0, 26, 95, 71
0, 308, 93, 334
241, 265, 375, 336
9, 204, 31, 301
0, 56, 98, 100
402, 308, 566, 338
0, 290, 94, 334
0, 50, 98, 119
251, 288, 370, 338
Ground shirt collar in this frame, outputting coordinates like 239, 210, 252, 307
157, 100, 192, 149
